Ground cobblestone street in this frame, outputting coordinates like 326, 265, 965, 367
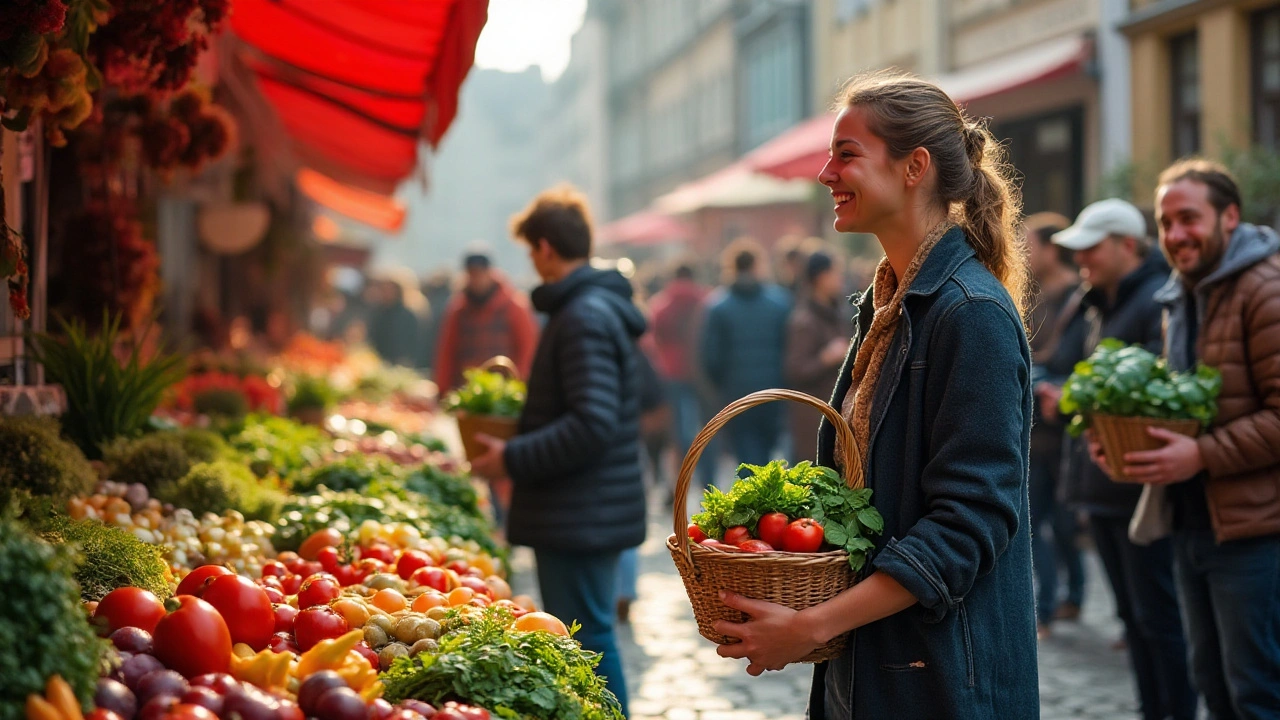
514, 514, 1138, 720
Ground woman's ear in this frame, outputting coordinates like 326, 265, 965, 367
904, 147, 932, 189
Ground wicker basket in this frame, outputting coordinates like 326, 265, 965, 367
667, 389, 864, 663
1092, 414, 1202, 483
454, 356, 521, 463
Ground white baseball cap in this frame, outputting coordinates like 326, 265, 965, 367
1051, 199, 1148, 250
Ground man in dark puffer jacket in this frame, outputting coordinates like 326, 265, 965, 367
469, 185, 645, 717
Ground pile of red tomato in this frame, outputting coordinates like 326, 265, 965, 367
687, 512, 826, 553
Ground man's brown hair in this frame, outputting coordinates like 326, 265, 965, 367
509, 184, 594, 260
1157, 158, 1243, 216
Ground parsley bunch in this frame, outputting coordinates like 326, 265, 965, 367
690, 461, 883, 571
442, 369, 526, 418
380, 608, 623, 720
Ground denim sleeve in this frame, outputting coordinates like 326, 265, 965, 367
871, 299, 1030, 622
504, 309, 623, 486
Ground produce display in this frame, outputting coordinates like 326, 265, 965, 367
5, 338, 619, 720
690, 461, 884, 570
1060, 339, 1222, 436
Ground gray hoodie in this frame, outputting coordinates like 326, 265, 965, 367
1155, 223, 1280, 371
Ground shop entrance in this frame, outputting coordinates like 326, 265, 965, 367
994, 106, 1085, 219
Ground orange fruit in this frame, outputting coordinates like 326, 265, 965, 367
447, 587, 475, 607
411, 591, 448, 613
332, 598, 371, 628
511, 594, 538, 611
514, 611, 569, 636
371, 588, 407, 613
484, 577, 512, 601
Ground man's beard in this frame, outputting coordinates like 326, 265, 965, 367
1180, 217, 1229, 285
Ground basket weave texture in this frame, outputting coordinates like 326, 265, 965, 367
1092, 414, 1201, 482
668, 389, 864, 663
453, 356, 521, 462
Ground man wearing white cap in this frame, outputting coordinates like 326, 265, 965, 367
1038, 198, 1197, 720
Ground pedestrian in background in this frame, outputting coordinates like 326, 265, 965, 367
367, 275, 422, 367
1046, 198, 1195, 720
648, 260, 714, 494
784, 250, 851, 462
418, 270, 454, 372
433, 249, 539, 394
468, 185, 646, 716
699, 238, 792, 474
1115, 159, 1280, 720
1024, 211, 1088, 637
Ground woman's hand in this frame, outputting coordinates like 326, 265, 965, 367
712, 591, 823, 676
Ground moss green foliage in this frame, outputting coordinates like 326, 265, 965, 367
403, 464, 480, 516
178, 428, 230, 463
1061, 340, 1223, 437
38, 515, 172, 602
275, 487, 499, 558
0, 516, 106, 719
26, 314, 186, 458
442, 369, 525, 418
380, 607, 622, 720
291, 453, 401, 494
155, 461, 286, 522
287, 374, 338, 413
0, 415, 97, 508
104, 432, 192, 491
194, 388, 250, 419
226, 414, 329, 481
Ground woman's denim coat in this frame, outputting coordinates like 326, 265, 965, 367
808, 228, 1039, 719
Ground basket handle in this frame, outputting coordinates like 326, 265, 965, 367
479, 355, 519, 377
673, 389, 863, 564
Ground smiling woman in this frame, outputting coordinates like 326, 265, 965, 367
712, 71, 1038, 720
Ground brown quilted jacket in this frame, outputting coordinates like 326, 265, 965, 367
1158, 224, 1280, 542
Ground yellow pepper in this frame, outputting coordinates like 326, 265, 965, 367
231, 648, 297, 692
335, 657, 381, 695
294, 629, 364, 677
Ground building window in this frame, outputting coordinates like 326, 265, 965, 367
1254, 6, 1280, 149
1170, 31, 1201, 158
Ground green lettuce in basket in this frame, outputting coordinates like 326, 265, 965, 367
442, 368, 526, 418
691, 460, 883, 571
1059, 339, 1222, 438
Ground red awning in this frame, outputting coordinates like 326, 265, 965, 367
748, 34, 1092, 181
231, 0, 488, 194
297, 168, 407, 233
597, 210, 694, 247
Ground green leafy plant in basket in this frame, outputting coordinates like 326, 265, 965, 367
1059, 339, 1222, 437
442, 368, 526, 418
27, 313, 186, 458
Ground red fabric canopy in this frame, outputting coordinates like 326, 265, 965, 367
231, 0, 488, 195
597, 210, 694, 247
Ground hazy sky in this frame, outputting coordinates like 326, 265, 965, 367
473, 0, 588, 82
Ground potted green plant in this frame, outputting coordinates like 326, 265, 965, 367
441, 356, 525, 462
1060, 340, 1221, 481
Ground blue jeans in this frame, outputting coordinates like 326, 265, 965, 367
1091, 516, 1197, 720
1174, 529, 1280, 720
1029, 460, 1085, 623
668, 381, 715, 487
616, 547, 638, 602
534, 548, 629, 716
725, 405, 781, 480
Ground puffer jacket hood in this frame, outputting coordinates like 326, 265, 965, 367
532, 265, 646, 338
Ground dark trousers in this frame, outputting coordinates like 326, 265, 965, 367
666, 380, 716, 488
1174, 529, 1280, 720
534, 548, 628, 716
1091, 515, 1197, 720
725, 405, 780, 480
1029, 460, 1085, 623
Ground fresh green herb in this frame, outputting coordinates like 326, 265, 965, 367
442, 369, 525, 418
287, 373, 339, 414
226, 414, 330, 480
691, 461, 883, 571
27, 314, 186, 458
292, 453, 402, 494
404, 464, 481, 516
0, 515, 106, 720
38, 515, 173, 602
0, 415, 97, 508
155, 460, 287, 522
1060, 340, 1222, 437
104, 432, 193, 491
380, 607, 623, 720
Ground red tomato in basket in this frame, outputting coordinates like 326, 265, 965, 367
723, 526, 752, 547
738, 540, 775, 553
756, 512, 790, 548
782, 519, 825, 553
687, 524, 707, 543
